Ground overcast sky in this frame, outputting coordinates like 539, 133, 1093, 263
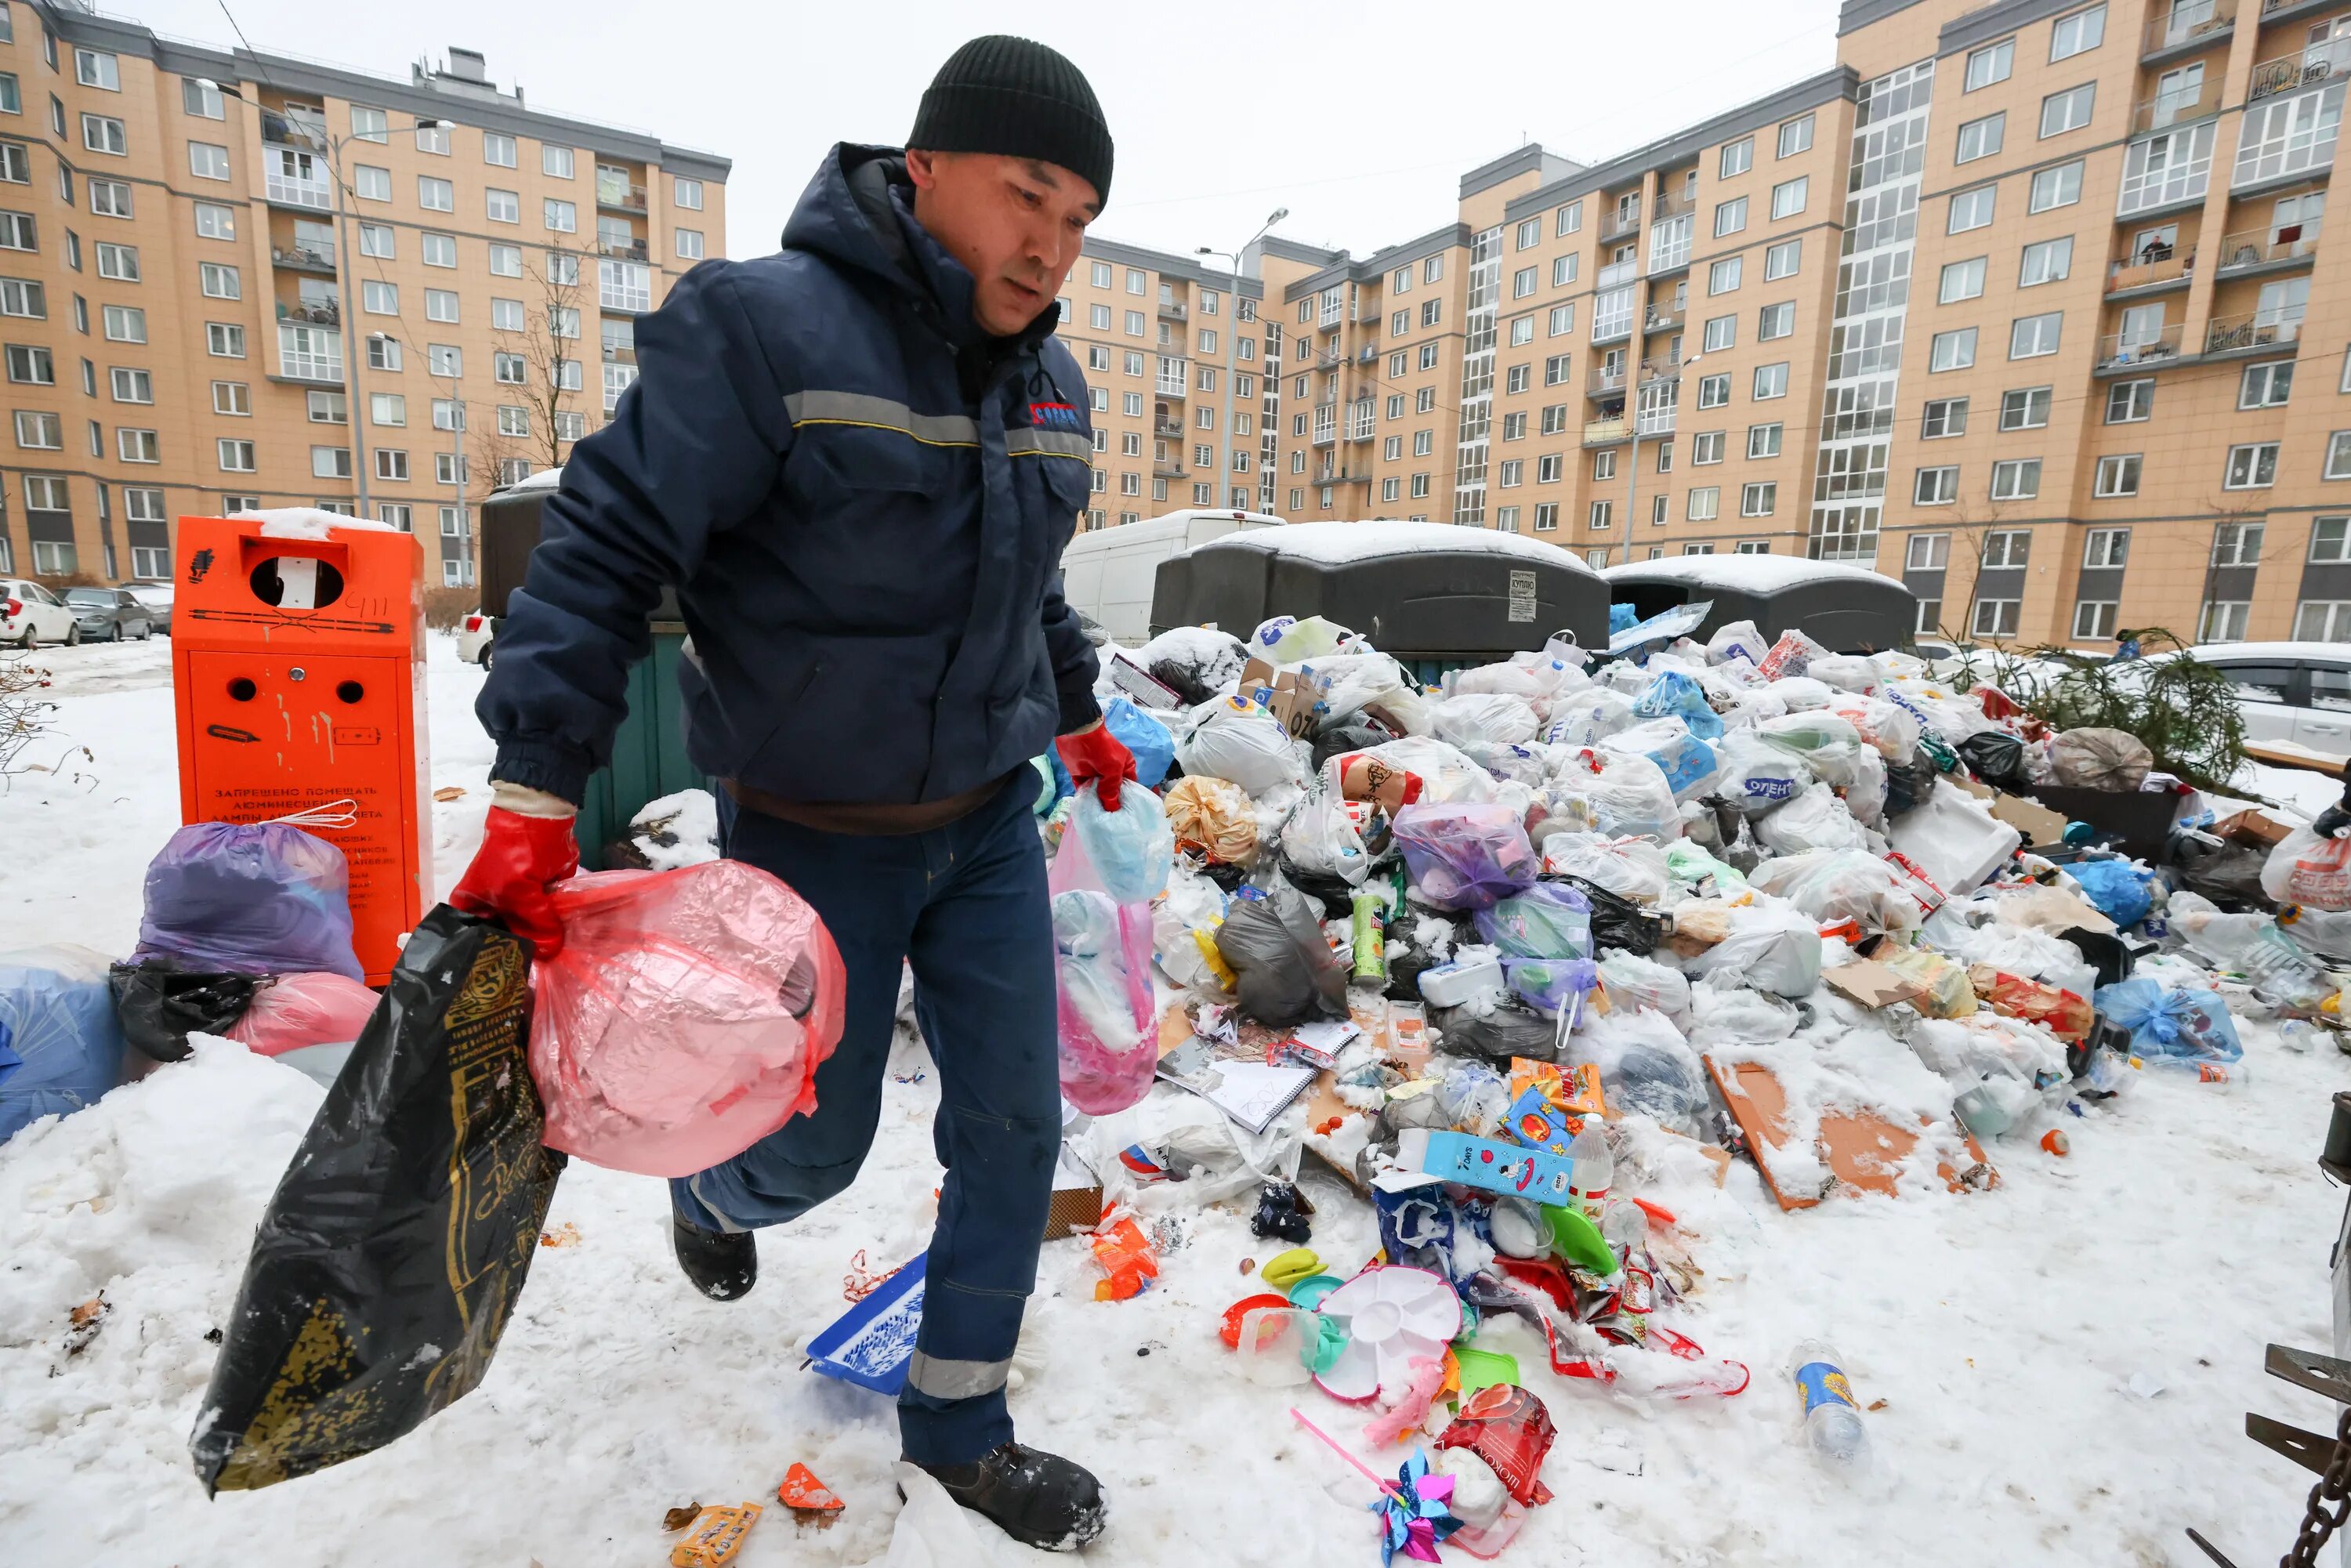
132, 0, 1847, 268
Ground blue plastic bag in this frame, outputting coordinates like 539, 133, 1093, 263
2093, 976, 2243, 1062
0, 946, 126, 1145
2070, 860, 2153, 929
133, 821, 363, 981
1632, 670, 1724, 741
1069, 780, 1174, 904
1102, 696, 1177, 789
1608, 603, 1639, 636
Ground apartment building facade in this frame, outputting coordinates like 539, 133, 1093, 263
0, 5, 726, 588
1061, 0, 2351, 652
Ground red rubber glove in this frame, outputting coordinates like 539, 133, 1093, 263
1056, 721, 1138, 811
449, 806, 580, 958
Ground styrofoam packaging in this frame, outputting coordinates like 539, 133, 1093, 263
1418, 951, 1505, 1007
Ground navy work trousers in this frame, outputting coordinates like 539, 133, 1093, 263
669, 773, 1058, 1465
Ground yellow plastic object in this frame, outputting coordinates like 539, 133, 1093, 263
1260, 1247, 1322, 1291
1194, 926, 1239, 990
671, 1502, 761, 1567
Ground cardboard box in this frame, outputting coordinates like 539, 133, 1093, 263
1042, 1145, 1105, 1240
2213, 808, 2291, 849
1822, 958, 1929, 1009
1237, 657, 1320, 739
1991, 791, 2070, 847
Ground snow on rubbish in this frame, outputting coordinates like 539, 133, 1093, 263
1603, 552, 1904, 594
1190, 518, 1604, 572
0, 591, 2344, 1567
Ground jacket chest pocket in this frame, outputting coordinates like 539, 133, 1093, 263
1031, 454, 1093, 528
785, 422, 967, 516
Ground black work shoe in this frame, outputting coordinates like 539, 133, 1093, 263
670, 1211, 756, 1301
915, 1441, 1107, 1552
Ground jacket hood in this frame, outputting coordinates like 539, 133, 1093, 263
781, 142, 1057, 352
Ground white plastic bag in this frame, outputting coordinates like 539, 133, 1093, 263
1176, 696, 1310, 794
1713, 728, 1813, 816
2263, 827, 2351, 911
1596, 951, 1693, 1024
1766, 676, 1836, 712
1809, 654, 1883, 694
1756, 783, 1868, 856
1686, 977, 1802, 1051
1705, 619, 1768, 666
1748, 849, 1922, 935
1602, 719, 1722, 803
1542, 832, 1673, 903
1428, 691, 1540, 750
1834, 698, 1923, 762
1567, 1007, 1711, 1135
1251, 614, 1358, 663
1544, 687, 1636, 748
1281, 764, 1373, 886
1889, 780, 2023, 896
1686, 902, 1823, 997
1551, 746, 1680, 840
1357, 735, 1498, 804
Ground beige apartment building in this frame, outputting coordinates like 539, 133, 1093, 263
1067, 0, 2351, 653
0, 5, 725, 590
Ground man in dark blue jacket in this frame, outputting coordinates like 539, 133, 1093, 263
451, 37, 1136, 1552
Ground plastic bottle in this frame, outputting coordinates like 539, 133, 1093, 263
1566, 1123, 1613, 1215
1790, 1341, 1872, 1474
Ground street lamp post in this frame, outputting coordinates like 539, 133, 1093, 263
1197, 207, 1286, 516
205, 82, 449, 520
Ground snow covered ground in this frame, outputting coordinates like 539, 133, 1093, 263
3, 637, 2349, 1567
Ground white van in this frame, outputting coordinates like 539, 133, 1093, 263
1059, 509, 1282, 643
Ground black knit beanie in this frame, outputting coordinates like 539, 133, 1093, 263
908, 36, 1114, 206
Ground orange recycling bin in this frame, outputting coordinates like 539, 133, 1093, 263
172, 514, 431, 983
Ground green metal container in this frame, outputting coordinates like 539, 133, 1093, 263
572, 620, 709, 871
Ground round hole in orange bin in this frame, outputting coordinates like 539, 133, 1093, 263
227, 677, 257, 701
248, 556, 346, 609
335, 680, 364, 704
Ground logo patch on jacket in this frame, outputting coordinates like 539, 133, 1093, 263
1027, 401, 1084, 433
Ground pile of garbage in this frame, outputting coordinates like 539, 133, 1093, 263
1009, 607, 2349, 1547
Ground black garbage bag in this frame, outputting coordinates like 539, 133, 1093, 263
190, 907, 563, 1495
1149, 658, 1220, 707
1215, 884, 1348, 1027
2168, 831, 2270, 909
1310, 722, 1393, 775
1555, 875, 1663, 954
109, 958, 260, 1063
1277, 854, 1364, 921
1958, 732, 2027, 790
1884, 748, 1940, 820
1432, 994, 1559, 1063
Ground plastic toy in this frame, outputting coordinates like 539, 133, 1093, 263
1260, 1247, 1323, 1291
1313, 1266, 1464, 1404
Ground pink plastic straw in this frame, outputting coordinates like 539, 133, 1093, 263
1288, 1407, 1407, 1502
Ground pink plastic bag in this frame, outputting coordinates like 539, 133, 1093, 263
1049, 824, 1158, 1114
226, 971, 380, 1056
529, 860, 846, 1178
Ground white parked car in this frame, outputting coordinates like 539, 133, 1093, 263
456, 609, 494, 668
2178, 641, 2351, 753
2, 578, 79, 647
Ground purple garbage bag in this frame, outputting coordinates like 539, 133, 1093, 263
1392, 802, 1538, 911
131, 822, 364, 983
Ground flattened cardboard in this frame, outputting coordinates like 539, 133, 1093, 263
1701, 1055, 1995, 1212
1990, 791, 2070, 847
1822, 959, 1929, 1009
1238, 657, 1319, 739
1044, 1144, 1106, 1241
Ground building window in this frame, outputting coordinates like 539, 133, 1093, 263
2311, 519, 2351, 563
1770, 176, 1808, 219
2, 343, 43, 383
2093, 454, 2141, 497
2084, 526, 2131, 567
2027, 161, 2083, 213
2073, 600, 2118, 640
81, 114, 125, 156
1697, 373, 1730, 409
2000, 386, 2052, 430
1498, 459, 1523, 488
2200, 599, 2249, 640
95, 241, 136, 281
544, 199, 577, 233
2050, 4, 2105, 60
1703, 314, 1736, 353
416, 175, 454, 212
2241, 360, 2294, 409
1948, 187, 1995, 233
92, 180, 132, 219
2009, 313, 2062, 358
1777, 114, 1814, 158
1688, 487, 1720, 521
1747, 422, 1784, 458
2298, 601, 2351, 641
1720, 136, 1753, 177
217, 437, 255, 472
1709, 256, 1743, 295
673, 176, 704, 210
676, 228, 705, 260
1922, 397, 1968, 438
1914, 465, 1960, 505
1693, 431, 1726, 464
1753, 363, 1788, 400
485, 187, 519, 224
1557, 201, 1583, 236
1965, 38, 2015, 90
102, 304, 146, 343
2327, 432, 2351, 481
1714, 196, 1748, 237
1593, 450, 1618, 481
1587, 501, 1611, 530
11, 408, 56, 448
1957, 113, 2005, 163
211, 379, 249, 415
108, 367, 148, 404
1973, 599, 2022, 638
2225, 442, 2279, 489
199, 262, 238, 299
2019, 237, 2073, 288
422, 234, 457, 267
1741, 481, 1777, 516
1990, 458, 2041, 500
2106, 379, 2153, 423
2041, 83, 2096, 138
188, 141, 230, 180
306, 389, 346, 425
1907, 533, 1951, 571
1940, 257, 1987, 303
1549, 303, 1574, 337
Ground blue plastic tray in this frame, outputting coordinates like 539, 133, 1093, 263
805, 1252, 928, 1396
